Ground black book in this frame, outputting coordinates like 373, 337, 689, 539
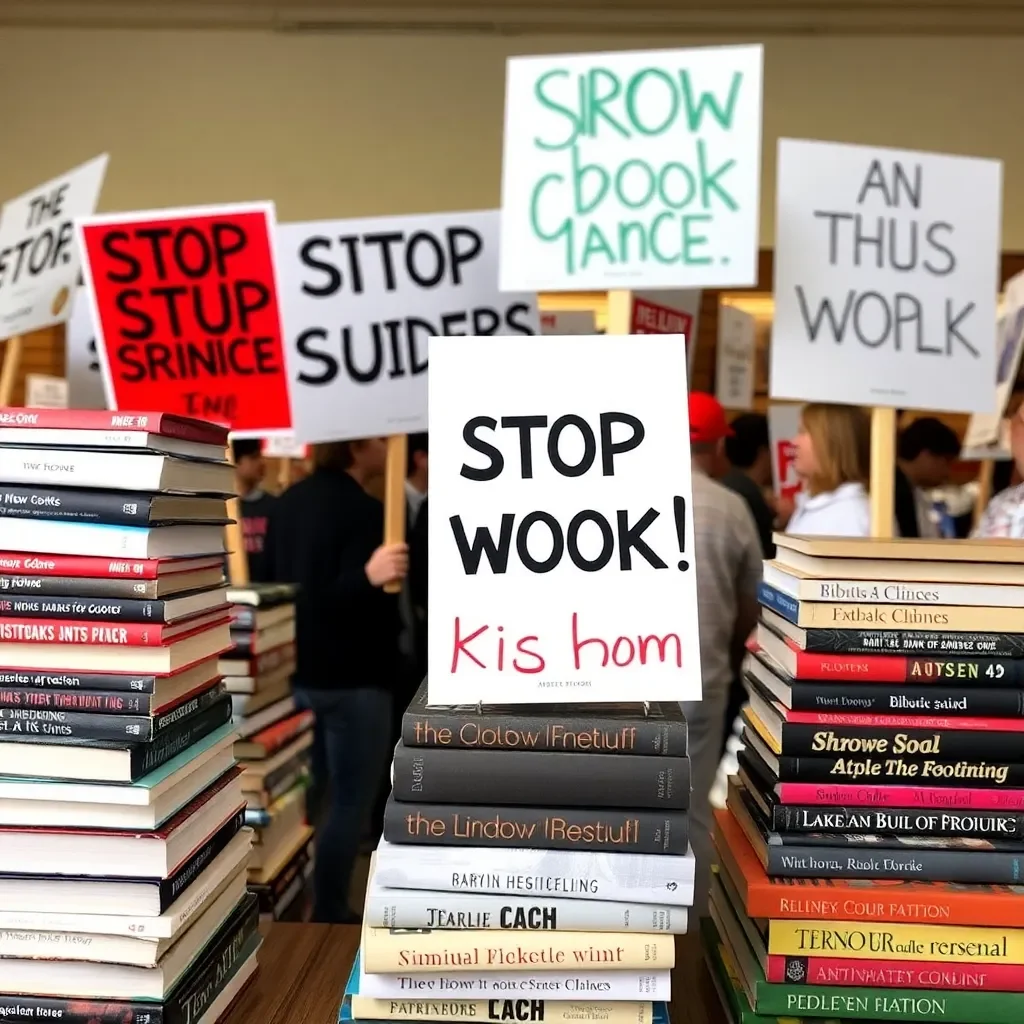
383, 796, 688, 855
226, 582, 298, 607
0, 588, 227, 624
391, 741, 690, 809
729, 777, 1024, 884
401, 678, 687, 756
0, 657, 218, 695
0, 485, 229, 525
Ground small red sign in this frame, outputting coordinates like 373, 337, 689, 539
775, 439, 804, 501
630, 297, 694, 339
78, 203, 292, 436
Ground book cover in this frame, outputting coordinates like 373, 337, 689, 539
0, 409, 229, 444
0, 552, 216, 580
391, 744, 690, 810
0, 613, 228, 647
0, 485, 228, 527
0, 592, 226, 624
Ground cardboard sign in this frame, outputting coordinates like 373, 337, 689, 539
25, 374, 69, 409
261, 435, 309, 459
716, 305, 756, 410
541, 310, 597, 335
768, 403, 804, 502
628, 290, 701, 372
0, 155, 108, 341
65, 287, 107, 410
499, 45, 763, 292
77, 202, 291, 437
278, 210, 539, 443
428, 334, 701, 705
771, 139, 1002, 413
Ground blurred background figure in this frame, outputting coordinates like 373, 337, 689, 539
722, 412, 775, 560
231, 438, 276, 582
895, 417, 960, 538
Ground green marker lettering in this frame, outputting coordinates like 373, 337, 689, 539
678, 70, 743, 130
533, 69, 580, 151
650, 212, 679, 264
572, 145, 609, 216
697, 140, 738, 211
580, 223, 616, 269
682, 214, 713, 265
585, 68, 630, 141
624, 68, 680, 137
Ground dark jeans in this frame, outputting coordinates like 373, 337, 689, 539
720, 675, 747, 760
294, 686, 393, 924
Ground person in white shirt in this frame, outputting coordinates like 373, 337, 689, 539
974, 406, 1024, 539
787, 403, 872, 537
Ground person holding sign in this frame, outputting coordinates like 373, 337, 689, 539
262, 439, 408, 923
785, 403, 872, 537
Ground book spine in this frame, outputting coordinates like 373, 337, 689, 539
784, 578, 1023, 608
0, 574, 161, 598
131, 693, 232, 780
0, 996, 163, 1023
402, 712, 686, 756
775, 753, 1024, 788
768, 919, 1024, 964
158, 807, 244, 910
0, 552, 161, 579
391, 747, 690, 810
372, 843, 694, 907
776, 781, 1024, 810
765, 843, 1024, 885
232, 607, 257, 629
773, 804, 1024, 839
357, 969, 673, 1002
788, 683, 1024, 716
0, 409, 227, 444
781, 709, 1024, 732
789, 648, 1024, 685
0, 668, 159, 693
0, 617, 168, 645
383, 800, 688, 855
778, 723, 1024, 760
799, 627, 1024, 658
0, 486, 155, 525
0, 686, 159, 715
0, 449, 158, 491
766, 954, 1024, 991
348, 996, 655, 1024
756, 982, 1024, 1022
360, 928, 675, 974
363, 889, 687, 933
0, 594, 169, 622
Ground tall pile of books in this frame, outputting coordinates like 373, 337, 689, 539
706, 532, 1024, 1024
0, 409, 260, 1022
340, 680, 692, 1024
223, 582, 313, 919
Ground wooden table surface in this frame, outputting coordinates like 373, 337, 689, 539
221, 925, 728, 1024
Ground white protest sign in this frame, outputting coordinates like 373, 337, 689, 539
262, 435, 309, 459
964, 271, 1024, 449
629, 290, 702, 373
65, 287, 107, 409
771, 139, 1001, 413
716, 305, 756, 409
428, 334, 700, 705
278, 210, 539, 442
25, 374, 69, 409
0, 155, 108, 341
541, 310, 597, 335
499, 45, 763, 292
768, 403, 804, 502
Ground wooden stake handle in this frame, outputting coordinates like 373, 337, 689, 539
975, 459, 995, 525
0, 336, 24, 406
383, 434, 408, 595
225, 444, 249, 586
278, 457, 292, 492
869, 406, 897, 539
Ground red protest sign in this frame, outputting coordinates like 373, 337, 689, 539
630, 296, 694, 338
77, 203, 292, 436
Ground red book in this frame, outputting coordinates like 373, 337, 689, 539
0, 610, 230, 647
0, 553, 224, 580
0, 409, 228, 445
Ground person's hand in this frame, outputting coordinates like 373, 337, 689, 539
365, 543, 409, 587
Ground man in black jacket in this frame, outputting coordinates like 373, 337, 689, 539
263, 438, 407, 923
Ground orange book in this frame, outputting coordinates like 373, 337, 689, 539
713, 806, 1024, 929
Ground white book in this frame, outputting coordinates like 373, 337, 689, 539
365, 874, 687, 933
358, 963, 671, 1001
373, 840, 694, 907
763, 561, 1024, 608
0, 518, 227, 558
0, 427, 225, 461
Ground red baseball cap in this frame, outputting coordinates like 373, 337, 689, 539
689, 392, 734, 444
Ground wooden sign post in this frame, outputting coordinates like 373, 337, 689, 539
869, 407, 897, 540
225, 445, 249, 587
0, 336, 24, 406
383, 434, 409, 594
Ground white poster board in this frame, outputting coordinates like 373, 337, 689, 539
65, 287, 107, 409
541, 310, 597, 335
278, 210, 539, 442
428, 334, 701, 705
25, 374, 69, 409
771, 139, 1001, 413
262, 435, 309, 459
499, 45, 763, 292
0, 155, 108, 341
768, 402, 804, 502
716, 305, 756, 409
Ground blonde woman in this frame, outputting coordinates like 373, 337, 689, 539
787, 403, 872, 537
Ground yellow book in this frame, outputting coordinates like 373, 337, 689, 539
360, 926, 675, 973
769, 919, 1024, 965
348, 997, 654, 1023
783, 601, 1024, 632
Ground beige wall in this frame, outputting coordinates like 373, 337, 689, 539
1, 27, 1022, 245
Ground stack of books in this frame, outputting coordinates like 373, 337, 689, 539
706, 533, 1024, 1024
340, 680, 693, 1024
0, 408, 260, 1022
223, 583, 313, 918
